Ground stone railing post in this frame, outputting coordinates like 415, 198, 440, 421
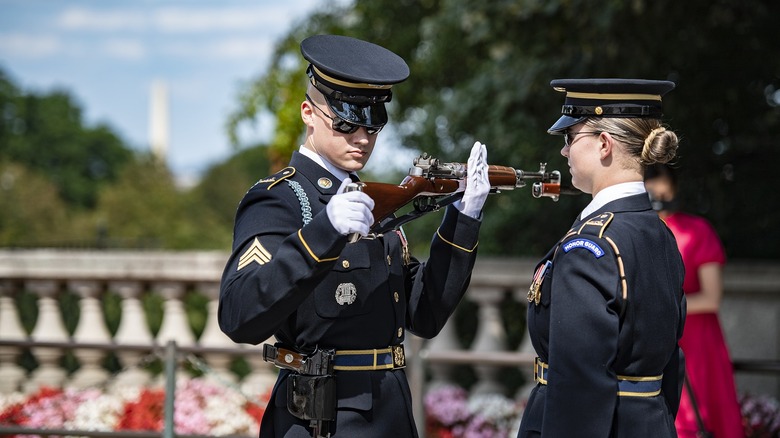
424, 317, 459, 388
69, 280, 111, 388
27, 280, 68, 391
513, 288, 536, 399
198, 282, 238, 384
111, 281, 154, 389
241, 337, 278, 398
155, 282, 195, 347
0, 280, 27, 393
469, 286, 508, 394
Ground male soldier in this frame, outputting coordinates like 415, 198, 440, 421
219, 34, 491, 437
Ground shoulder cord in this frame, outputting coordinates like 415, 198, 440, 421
287, 180, 312, 226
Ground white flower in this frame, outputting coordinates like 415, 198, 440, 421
65, 394, 123, 431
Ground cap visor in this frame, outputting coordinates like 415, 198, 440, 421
325, 96, 387, 128
548, 115, 584, 134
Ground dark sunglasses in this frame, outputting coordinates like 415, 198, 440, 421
306, 94, 383, 135
564, 130, 602, 147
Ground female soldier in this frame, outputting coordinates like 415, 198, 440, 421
518, 79, 686, 438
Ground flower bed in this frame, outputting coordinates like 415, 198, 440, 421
5, 381, 780, 437
740, 393, 780, 437
424, 384, 522, 438
425, 385, 780, 438
0, 378, 270, 436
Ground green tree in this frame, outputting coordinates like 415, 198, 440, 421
0, 162, 69, 246
228, 0, 780, 258
93, 154, 195, 248
190, 144, 272, 231
0, 69, 133, 209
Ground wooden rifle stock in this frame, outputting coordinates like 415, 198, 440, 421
359, 177, 460, 226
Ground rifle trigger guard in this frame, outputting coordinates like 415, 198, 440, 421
372, 192, 463, 235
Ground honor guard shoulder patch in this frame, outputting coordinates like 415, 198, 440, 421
237, 237, 273, 271
251, 167, 296, 190
562, 238, 605, 258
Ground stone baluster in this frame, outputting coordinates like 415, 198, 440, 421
111, 281, 154, 390
469, 286, 507, 394
69, 280, 111, 388
155, 282, 195, 347
26, 280, 68, 391
153, 281, 193, 385
424, 313, 459, 388
197, 282, 238, 384
0, 281, 27, 393
514, 288, 536, 399
241, 336, 278, 399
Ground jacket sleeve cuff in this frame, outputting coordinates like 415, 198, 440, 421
435, 205, 481, 252
296, 211, 346, 263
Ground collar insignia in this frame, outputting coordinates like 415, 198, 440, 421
318, 177, 333, 189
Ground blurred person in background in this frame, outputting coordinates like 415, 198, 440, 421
645, 164, 744, 438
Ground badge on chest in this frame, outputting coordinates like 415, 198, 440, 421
335, 282, 357, 305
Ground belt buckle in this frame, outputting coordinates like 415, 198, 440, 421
533, 357, 547, 384
392, 345, 406, 369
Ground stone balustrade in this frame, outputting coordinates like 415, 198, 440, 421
1, 249, 778, 408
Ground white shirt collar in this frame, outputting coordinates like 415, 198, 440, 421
298, 145, 350, 183
579, 181, 646, 219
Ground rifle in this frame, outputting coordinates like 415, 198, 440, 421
348, 153, 581, 236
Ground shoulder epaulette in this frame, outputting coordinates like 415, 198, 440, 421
573, 211, 627, 315
251, 167, 296, 190
576, 212, 614, 238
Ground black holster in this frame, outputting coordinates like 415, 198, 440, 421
263, 344, 337, 435
287, 373, 337, 422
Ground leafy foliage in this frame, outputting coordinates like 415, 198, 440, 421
0, 71, 133, 209
2, 0, 780, 258
0, 162, 69, 246
228, 0, 780, 258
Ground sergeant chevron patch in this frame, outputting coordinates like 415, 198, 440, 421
237, 237, 272, 271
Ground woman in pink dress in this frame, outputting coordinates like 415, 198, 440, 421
645, 164, 745, 438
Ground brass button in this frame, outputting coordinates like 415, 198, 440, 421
397, 327, 403, 337
386, 255, 392, 265
342, 260, 350, 269
595, 106, 603, 115
393, 291, 400, 303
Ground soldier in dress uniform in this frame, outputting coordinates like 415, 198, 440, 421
218, 34, 491, 438
518, 79, 687, 438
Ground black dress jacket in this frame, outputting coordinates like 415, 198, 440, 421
219, 152, 482, 437
518, 193, 686, 438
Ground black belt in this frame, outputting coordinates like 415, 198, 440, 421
534, 358, 663, 397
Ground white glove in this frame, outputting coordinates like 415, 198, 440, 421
326, 178, 375, 237
455, 141, 490, 219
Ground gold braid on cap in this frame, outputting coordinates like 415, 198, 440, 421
643, 127, 666, 151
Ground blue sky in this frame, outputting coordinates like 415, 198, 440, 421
0, 0, 334, 183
